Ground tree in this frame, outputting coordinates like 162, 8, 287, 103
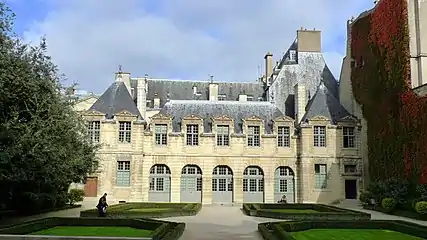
0, 1, 98, 213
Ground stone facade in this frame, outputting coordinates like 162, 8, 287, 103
74, 29, 363, 204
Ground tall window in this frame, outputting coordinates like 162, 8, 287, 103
277, 126, 290, 147
313, 126, 326, 147
247, 126, 260, 147
216, 125, 230, 146
314, 164, 327, 189
118, 121, 132, 143
186, 124, 199, 146
87, 121, 100, 142
117, 161, 130, 186
154, 124, 168, 145
343, 127, 355, 148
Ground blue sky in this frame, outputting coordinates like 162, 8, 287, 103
5, 0, 372, 94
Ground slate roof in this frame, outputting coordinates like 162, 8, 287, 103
88, 81, 142, 119
158, 100, 285, 134
131, 79, 265, 108
301, 81, 350, 123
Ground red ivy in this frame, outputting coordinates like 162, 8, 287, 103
350, 0, 427, 183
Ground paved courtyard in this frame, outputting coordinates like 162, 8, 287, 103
2, 199, 427, 239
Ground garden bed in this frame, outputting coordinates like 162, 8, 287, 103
258, 220, 427, 240
80, 202, 201, 218
363, 204, 427, 221
0, 217, 185, 240
243, 203, 371, 220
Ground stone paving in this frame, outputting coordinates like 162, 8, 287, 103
1, 199, 427, 239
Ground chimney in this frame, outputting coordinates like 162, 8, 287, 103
136, 75, 147, 120
239, 94, 247, 101
296, 29, 321, 53
115, 71, 132, 95
294, 83, 307, 123
153, 93, 160, 108
209, 83, 218, 101
264, 52, 273, 84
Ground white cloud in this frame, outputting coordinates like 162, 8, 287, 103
22, 0, 372, 92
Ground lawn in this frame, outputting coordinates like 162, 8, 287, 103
31, 226, 152, 237
268, 209, 319, 213
127, 208, 174, 212
291, 229, 422, 240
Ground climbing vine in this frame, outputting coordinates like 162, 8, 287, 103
350, 0, 427, 184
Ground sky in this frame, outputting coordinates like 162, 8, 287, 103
5, 0, 373, 94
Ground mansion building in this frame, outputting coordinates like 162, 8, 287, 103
74, 29, 363, 204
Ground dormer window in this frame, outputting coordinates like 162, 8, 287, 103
289, 50, 296, 61
218, 95, 226, 101
193, 86, 197, 94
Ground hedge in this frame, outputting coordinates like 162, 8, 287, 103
244, 203, 371, 220
258, 220, 427, 240
80, 202, 201, 218
0, 217, 185, 240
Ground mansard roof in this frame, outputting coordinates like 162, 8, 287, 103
131, 79, 265, 108
158, 100, 285, 133
88, 81, 142, 119
301, 81, 351, 124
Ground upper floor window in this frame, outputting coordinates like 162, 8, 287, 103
117, 161, 130, 186
130, 88, 135, 99
343, 127, 355, 148
313, 126, 326, 147
314, 164, 327, 189
277, 126, 290, 147
154, 124, 167, 145
216, 125, 230, 146
218, 95, 226, 101
87, 121, 100, 142
118, 121, 132, 143
247, 96, 253, 101
247, 125, 260, 147
186, 124, 199, 146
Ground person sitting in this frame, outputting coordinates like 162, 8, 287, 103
277, 195, 287, 204
96, 193, 108, 217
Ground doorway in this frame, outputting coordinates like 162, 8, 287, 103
345, 180, 357, 199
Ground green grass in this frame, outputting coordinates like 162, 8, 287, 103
126, 208, 174, 212
30, 226, 152, 237
268, 209, 320, 213
290, 229, 422, 240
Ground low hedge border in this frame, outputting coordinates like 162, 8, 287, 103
0, 204, 81, 221
363, 204, 427, 221
258, 220, 427, 240
0, 217, 185, 240
244, 203, 371, 220
80, 202, 201, 218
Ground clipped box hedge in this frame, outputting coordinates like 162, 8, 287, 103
80, 202, 201, 218
258, 220, 427, 240
244, 203, 371, 220
0, 217, 185, 240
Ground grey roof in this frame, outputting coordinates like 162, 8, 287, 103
301, 81, 350, 123
131, 79, 265, 108
89, 81, 142, 119
158, 100, 285, 133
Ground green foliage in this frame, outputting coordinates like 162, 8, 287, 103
68, 189, 84, 205
359, 192, 373, 205
367, 179, 410, 204
381, 198, 397, 212
0, 2, 98, 213
415, 201, 427, 215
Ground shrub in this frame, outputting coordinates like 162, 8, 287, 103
15, 192, 41, 213
38, 193, 57, 210
381, 198, 397, 212
415, 201, 427, 215
359, 192, 373, 205
68, 189, 85, 205
55, 191, 69, 207
416, 184, 427, 198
